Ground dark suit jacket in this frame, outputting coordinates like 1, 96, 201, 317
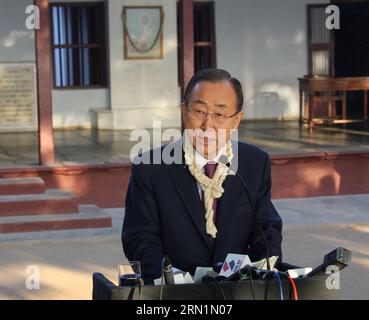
122, 141, 283, 280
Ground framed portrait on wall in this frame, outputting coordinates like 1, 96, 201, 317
122, 6, 164, 59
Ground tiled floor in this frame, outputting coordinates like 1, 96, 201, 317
1, 120, 369, 166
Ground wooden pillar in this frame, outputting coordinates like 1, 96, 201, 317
179, 0, 194, 99
35, 0, 55, 165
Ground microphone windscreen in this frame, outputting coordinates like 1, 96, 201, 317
219, 155, 229, 166
163, 256, 175, 285
213, 262, 223, 273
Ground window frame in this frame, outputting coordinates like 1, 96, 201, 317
193, 1, 217, 72
307, 4, 335, 77
50, 2, 108, 90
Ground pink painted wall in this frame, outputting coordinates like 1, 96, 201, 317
0, 151, 368, 208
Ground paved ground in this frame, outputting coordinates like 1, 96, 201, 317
0, 194, 368, 300
1, 120, 369, 166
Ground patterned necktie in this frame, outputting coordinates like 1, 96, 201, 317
204, 162, 218, 223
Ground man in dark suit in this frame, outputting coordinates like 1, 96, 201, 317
122, 69, 283, 281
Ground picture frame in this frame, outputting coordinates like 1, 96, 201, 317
122, 6, 164, 60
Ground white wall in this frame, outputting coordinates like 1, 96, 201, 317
0, 0, 109, 129
1, 0, 334, 128
0, 0, 180, 130
109, 0, 180, 109
52, 89, 109, 128
215, 0, 329, 120
50, 0, 109, 129
0, 0, 34, 62
102, 0, 181, 129
0, 1, 36, 132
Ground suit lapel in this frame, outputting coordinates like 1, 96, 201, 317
169, 164, 213, 251
215, 141, 248, 246
214, 174, 244, 244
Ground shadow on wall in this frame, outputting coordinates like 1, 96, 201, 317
272, 158, 340, 198
271, 153, 369, 199
244, 83, 299, 120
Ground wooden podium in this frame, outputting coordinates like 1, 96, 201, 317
92, 272, 340, 300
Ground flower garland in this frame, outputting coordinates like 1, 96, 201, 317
183, 140, 233, 238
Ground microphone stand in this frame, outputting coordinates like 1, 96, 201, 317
220, 155, 271, 271
219, 155, 273, 299
159, 255, 175, 300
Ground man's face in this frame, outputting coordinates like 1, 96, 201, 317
181, 80, 244, 159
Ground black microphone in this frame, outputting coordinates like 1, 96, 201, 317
225, 264, 257, 281
163, 255, 175, 285
306, 247, 352, 277
213, 262, 224, 273
219, 155, 271, 271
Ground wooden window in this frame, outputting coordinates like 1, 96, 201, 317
194, 1, 216, 72
307, 4, 334, 76
177, 1, 217, 84
50, 2, 107, 89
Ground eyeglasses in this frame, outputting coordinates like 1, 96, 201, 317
186, 108, 240, 124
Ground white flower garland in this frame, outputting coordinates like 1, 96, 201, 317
183, 140, 233, 239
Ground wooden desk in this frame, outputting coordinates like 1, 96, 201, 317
298, 77, 369, 130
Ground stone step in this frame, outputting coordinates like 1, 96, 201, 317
0, 205, 112, 234
0, 177, 45, 195
0, 189, 78, 217
0, 227, 116, 243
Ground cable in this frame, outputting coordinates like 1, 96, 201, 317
274, 271, 284, 300
126, 276, 144, 300
138, 278, 144, 301
258, 223, 271, 271
240, 267, 255, 300
221, 156, 273, 299
263, 271, 271, 300
159, 257, 165, 300
221, 158, 271, 272
214, 280, 227, 301
288, 277, 293, 300
127, 287, 135, 300
248, 271, 256, 300
287, 276, 298, 300
201, 276, 227, 300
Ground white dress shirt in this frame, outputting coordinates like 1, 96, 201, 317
187, 143, 234, 200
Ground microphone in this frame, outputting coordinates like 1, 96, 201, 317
213, 262, 224, 273
225, 264, 256, 281
306, 247, 352, 277
219, 155, 271, 271
163, 255, 175, 285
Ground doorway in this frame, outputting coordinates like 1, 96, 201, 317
334, 1, 369, 117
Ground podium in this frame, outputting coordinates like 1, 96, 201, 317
92, 273, 340, 300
